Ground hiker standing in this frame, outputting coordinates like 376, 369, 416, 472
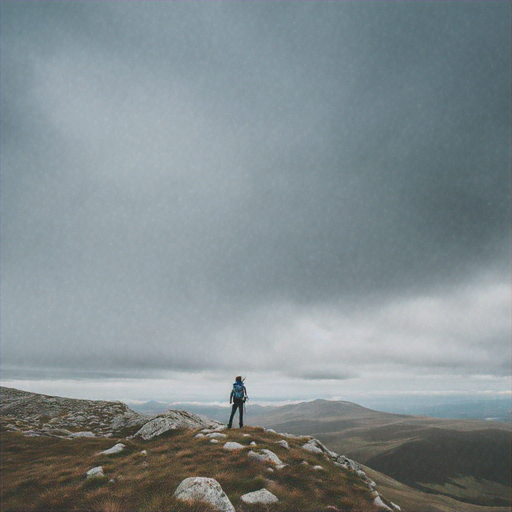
227, 376, 247, 428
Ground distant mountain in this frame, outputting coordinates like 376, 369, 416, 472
248, 399, 511, 508
128, 401, 270, 423
366, 396, 512, 423
126, 400, 170, 416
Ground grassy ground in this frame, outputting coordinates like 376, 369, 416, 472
361, 465, 511, 512
1, 425, 385, 512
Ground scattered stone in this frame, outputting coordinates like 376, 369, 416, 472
86, 466, 104, 479
243, 433, 251, 437
356, 469, 367, 479
140, 450, 147, 456
374, 495, 393, 511
210, 439, 219, 444
248, 449, 284, 466
265, 428, 277, 434
174, 477, 235, 512
390, 501, 402, 510
250, 441, 257, 446
241, 489, 279, 505
195, 433, 206, 439
201, 425, 226, 433
302, 441, 323, 454
313, 465, 324, 470
282, 433, 311, 439
70, 431, 95, 438
207, 432, 227, 439
223, 442, 244, 451
100, 443, 126, 455
277, 439, 289, 449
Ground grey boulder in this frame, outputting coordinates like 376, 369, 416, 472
174, 477, 235, 512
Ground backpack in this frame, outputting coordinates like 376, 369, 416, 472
233, 382, 245, 400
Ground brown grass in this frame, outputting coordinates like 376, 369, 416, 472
1, 425, 387, 512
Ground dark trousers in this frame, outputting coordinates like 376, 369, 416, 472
228, 400, 244, 427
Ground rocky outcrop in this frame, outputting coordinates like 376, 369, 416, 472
174, 477, 235, 512
133, 410, 222, 440
1, 386, 146, 438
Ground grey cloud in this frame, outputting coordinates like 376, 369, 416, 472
1, 2, 510, 387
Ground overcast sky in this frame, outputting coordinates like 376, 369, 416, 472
1, 1, 510, 405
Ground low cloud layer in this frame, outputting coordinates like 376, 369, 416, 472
1, 2, 510, 400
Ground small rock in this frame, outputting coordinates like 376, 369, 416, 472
374, 495, 393, 511
174, 477, 235, 512
70, 431, 95, 438
248, 449, 283, 466
86, 466, 104, 479
277, 439, 289, 449
241, 489, 279, 505
207, 432, 228, 439
313, 465, 324, 470
223, 442, 244, 451
250, 441, 257, 446
100, 443, 126, 455
356, 469, 367, 479
195, 433, 206, 438
210, 439, 219, 444
302, 440, 323, 454
140, 450, 147, 456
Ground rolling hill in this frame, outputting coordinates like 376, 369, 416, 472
246, 399, 511, 508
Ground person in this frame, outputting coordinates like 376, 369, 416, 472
227, 376, 247, 428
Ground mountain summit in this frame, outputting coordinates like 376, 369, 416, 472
1, 387, 401, 511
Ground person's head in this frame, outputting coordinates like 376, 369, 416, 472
235, 376, 242, 382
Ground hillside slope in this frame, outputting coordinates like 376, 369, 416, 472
248, 399, 511, 508
0, 387, 399, 512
